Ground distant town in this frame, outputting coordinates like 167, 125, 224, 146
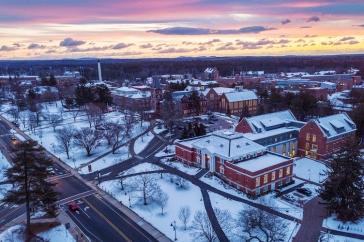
0, 58, 363, 242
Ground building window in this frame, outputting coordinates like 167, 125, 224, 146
264, 174, 268, 184
305, 142, 310, 150
271, 171, 276, 181
219, 165, 224, 174
256, 177, 260, 187
312, 134, 317, 143
306, 133, 310, 141
272, 146, 277, 153
279, 169, 283, 178
312, 144, 318, 151
286, 166, 291, 175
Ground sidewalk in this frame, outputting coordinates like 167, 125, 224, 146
293, 197, 326, 242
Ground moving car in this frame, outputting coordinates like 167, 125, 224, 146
68, 201, 80, 212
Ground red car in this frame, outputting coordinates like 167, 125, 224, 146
68, 201, 80, 212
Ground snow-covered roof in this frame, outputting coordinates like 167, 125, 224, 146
235, 152, 289, 172
223, 90, 257, 102
244, 110, 299, 134
30, 86, 59, 94
177, 130, 266, 161
112, 86, 151, 99
202, 87, 235, 96
314, 113, 356, 139
204, 67, 217, 74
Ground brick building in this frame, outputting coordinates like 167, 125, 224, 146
220, 89, 258, 115
235, 110, 305, 157
111, 86, 151, 111
304, 87, 329, 101
175, 131, 293, 196
171, 90, 208, 117
202, 87, 235, 112
298, 113, 356, 160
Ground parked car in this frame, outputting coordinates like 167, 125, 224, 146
68, 201, 80, 212
296, 188, 312, 196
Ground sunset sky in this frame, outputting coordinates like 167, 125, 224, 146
0, 0, 364, 59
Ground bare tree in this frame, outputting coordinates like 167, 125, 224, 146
56, 126, 74, 159
47, 113, 63, 131
73, 127, 101, 156
191, 210, 216, 242
27, 112, 37, 133
103, 121, 126, 154
154, 187, 168, 215
235, 207, 288, 242
191, 208, 232, 242
70, 109, 79, 122
8, 107, 19, 122
85, 103, 104, 128
134, 173, 158, 205
124, 112, 135, 140
179, 206, 191, 230
19, 111, 28, 129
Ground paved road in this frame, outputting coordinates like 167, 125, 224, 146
0, 117, 162, 242
65, 194, 157, 242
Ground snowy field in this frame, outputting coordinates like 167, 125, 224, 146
0, 224, 75, 242
118, 162, 162, 176
2, 101, 149, 171
155, 145, 175, 157
201, 175, 304, 219
294, 158, 328, 184
161, 158, 201, 175
153, 126, 167, 134
79, 145, 130, 174
134, 132, 154, 154
323, 215, 364, 236
99, 173, 205, 242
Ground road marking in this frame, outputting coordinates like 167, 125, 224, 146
82, 197, 132, 242
96, 196, 154, 242
57, 190, 94, 205
47, 173, 73, 182
66, 208, 102, 242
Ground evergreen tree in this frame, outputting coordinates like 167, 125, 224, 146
2, 141, 58, 239
190, 91, 201, 115
320, 141, 364, 222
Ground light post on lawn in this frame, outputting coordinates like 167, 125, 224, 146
170, 220, 177, 241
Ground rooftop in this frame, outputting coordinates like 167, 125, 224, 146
234, 152, 289, 172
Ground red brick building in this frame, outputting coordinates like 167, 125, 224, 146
304, 87, 328, 101
298, 113, 356, 160
175, 131, 293, 196
202, 87, 235, 112
220, 90, 258, 115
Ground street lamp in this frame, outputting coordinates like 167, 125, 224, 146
170, 221, 177, 241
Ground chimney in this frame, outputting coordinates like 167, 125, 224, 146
97, 59, 102, 82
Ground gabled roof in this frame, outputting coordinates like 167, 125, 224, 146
223, 90, 257, 102
244, 110, 299, 133
314, 113, 356, 139
202, 87, 235, 96
177, 130, 266, 161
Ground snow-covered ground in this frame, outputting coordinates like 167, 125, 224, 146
134, 132, 154, 154
0, 224, 75, 242
99, 173, 204, 242
209, 192, 299, 242
294, 158, 328, 184
79, 145, 130, 174
118, 162, 162, 176
201, 175, 304, 219
0, 151, 12, 200
155, 145, 175, 157
2, 101, 149, 171
153, 126, 167, 134
319, 233, 363, 242
323, 215, 364, 236
161, 158, 201, 175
